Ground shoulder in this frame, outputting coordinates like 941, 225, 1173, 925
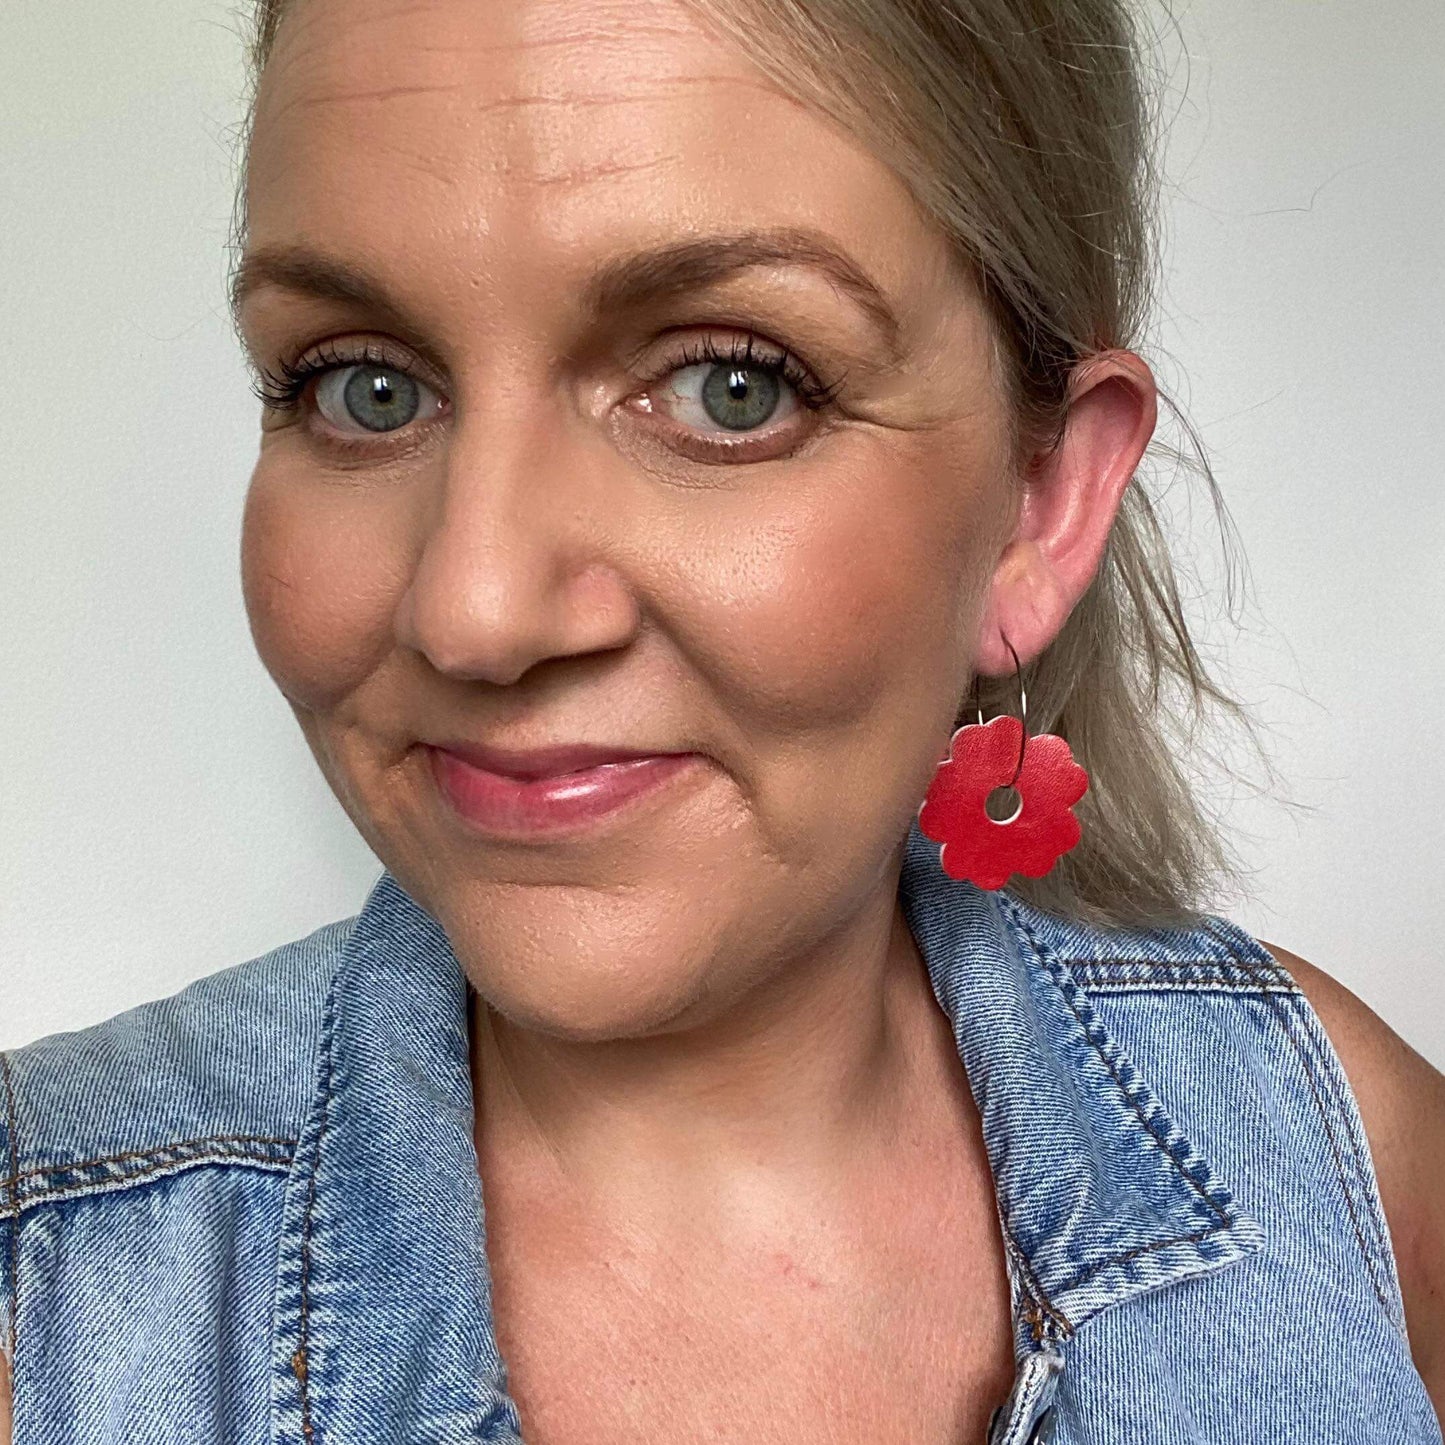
1258, 940, 1445, 1419
0, 913, 357, 1212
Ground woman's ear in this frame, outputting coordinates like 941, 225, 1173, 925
975, 350, 1158, 677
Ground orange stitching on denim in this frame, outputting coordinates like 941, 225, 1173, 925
1065, 958, 1296, 983
1047, 1221, 1229, 1301
1069, 969, 1298, 993
1058, 953, 1286, 971
1063, 954, 1229, 964
0, 1148, 294, 1215
1067, 961, 1291, 976
998, 1215, 1074, 1340
295, 980, 339, 1442
1075, 977, 1295, 990
3, 1133, 298, 1188
1, 1052, 20, 1366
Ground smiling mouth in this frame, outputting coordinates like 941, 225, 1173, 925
428, 745, 703, 838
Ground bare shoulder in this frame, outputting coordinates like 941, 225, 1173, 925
1260, 940, 1445, 1423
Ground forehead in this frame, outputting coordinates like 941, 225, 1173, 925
244, 0, 957, 327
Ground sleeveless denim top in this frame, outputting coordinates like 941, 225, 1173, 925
2, 821, 1439, 1444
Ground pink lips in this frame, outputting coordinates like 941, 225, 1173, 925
428, 744, 700, 836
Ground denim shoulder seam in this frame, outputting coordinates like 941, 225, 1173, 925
0, 1134, 298, 1219
1070, 980, 1300, 996
1059, 953, 1285, 968
292, 944, 342, 1440
1062, 954, 1301, 996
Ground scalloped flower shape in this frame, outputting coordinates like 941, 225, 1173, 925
917, 715, 1089, 890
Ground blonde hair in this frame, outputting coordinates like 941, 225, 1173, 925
238, 0, 1267, 928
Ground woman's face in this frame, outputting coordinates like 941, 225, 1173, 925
237, 0, 1020, 1038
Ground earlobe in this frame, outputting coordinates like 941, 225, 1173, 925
976, 351, 1158, 677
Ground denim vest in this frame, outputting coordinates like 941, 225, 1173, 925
2, 821, 1439, 1444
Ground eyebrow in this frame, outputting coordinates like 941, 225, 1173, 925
585, 229, 904, 361
229, 226, 904, 361
229, 248, 412, 335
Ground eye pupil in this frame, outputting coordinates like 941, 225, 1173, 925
702, 362, 779, 432
342, 364, 420, 432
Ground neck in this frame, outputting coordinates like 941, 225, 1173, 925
468, 877, 952, 1222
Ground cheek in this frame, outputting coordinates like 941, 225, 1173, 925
239, 466, 407, 713
683, 440, 1002, 729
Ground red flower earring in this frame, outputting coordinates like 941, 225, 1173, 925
918, 638, 1089, 890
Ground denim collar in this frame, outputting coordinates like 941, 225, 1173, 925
271, 820, 1265, 1441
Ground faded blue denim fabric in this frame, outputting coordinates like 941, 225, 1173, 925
1, 818, 1439, 1443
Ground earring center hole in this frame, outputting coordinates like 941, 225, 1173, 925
985, 785, 1023, 824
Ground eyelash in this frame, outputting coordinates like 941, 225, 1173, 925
249, 332, 847, 418
251, 338, 401, 411
651, 332, 846, 412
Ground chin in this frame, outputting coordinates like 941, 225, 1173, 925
443, 898, 728, 1044
470, 956, 716, 1044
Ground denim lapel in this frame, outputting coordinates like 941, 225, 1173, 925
898, 818, 1266, 1355
271, 868, 522, 1444
273, 824, 1266, 1440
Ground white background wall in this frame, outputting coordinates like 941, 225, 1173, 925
3, 1, 1442, 1066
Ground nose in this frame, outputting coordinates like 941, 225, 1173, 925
393, 414, 642, 687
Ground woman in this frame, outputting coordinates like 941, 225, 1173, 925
3, 0, 1442, 1439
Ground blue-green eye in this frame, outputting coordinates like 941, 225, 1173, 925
688, 362, 786, 432
314, 363, 440, 434
656, 334, 841, 438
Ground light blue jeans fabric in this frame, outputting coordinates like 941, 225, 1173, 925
2, 819, 1439, 1442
